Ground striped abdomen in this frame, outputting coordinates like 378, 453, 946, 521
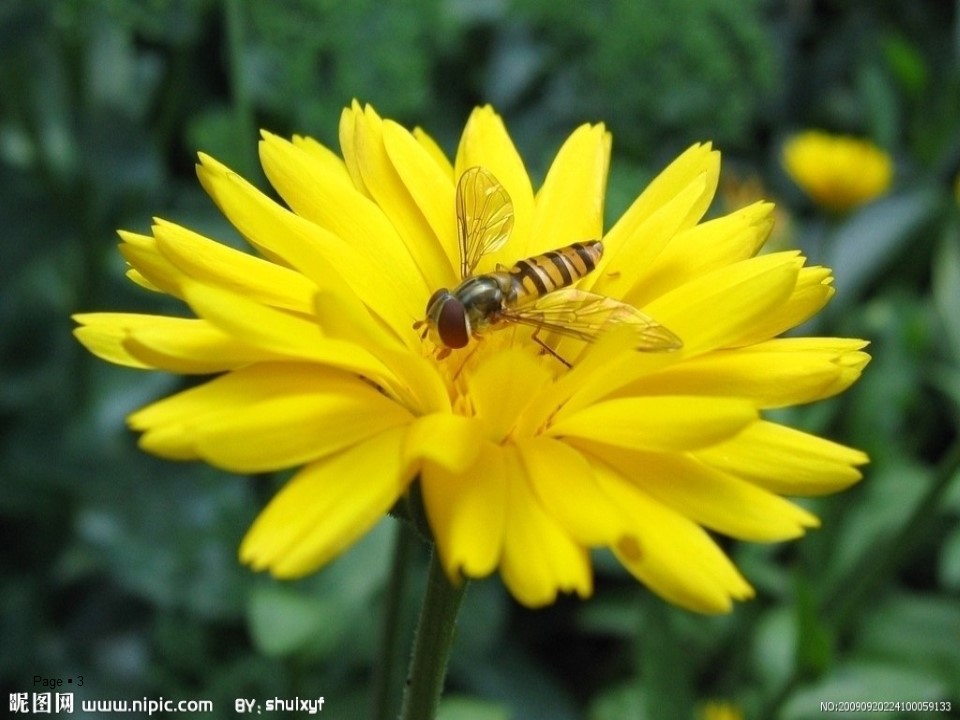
508, 240, 603, 306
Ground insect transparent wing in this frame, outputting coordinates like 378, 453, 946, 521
456, 167, 515, 279
501, 288, 683, 351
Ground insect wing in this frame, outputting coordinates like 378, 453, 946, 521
502, 288, 683, 351
456, 167, 514, 279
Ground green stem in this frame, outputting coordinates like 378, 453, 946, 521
399, 547, 468, 720
371, 521, 415, 720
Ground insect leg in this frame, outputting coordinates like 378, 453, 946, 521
450, 341, 481, 382
530, 326, 572, 368
412, 319, 429, 340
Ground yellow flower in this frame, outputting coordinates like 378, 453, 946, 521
73, 103, 869, 613
699, 700, 744, 720
782, 130, 893, 212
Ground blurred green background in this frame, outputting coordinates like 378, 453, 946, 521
2, 1, 959, 718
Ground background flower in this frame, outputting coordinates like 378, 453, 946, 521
699, 700, 744, 720
781, 130, 893, 212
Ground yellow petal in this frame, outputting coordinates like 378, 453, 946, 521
291, 133, 353, 185
310, 289, 451, 417
189, 382, 412, 473
339, 100, 368, 197
513, 326, 641, 438
549, 396, 757, 452
349, 106, 454, 288
641, 252, 804, 354
383, 119, 459, 285
76, 310, 269, 377
518, 436, 629, 546
731, 266, 836, 346
628, 201, 775, 307
118, 230, 184, 298
128, 362, 408, 468
128, 362, 328, 429
198, 150, 418, 345
413, 126, 454, 178
195, 151, 337, 278
240, 426, 411, 576
421, 441, 506, 580
72, 313, 156, 369
500, 445, 592, 607
591, 175, 708, 298
638, 142, 720, 230
453, 105, 534, 272
587, 444, 820, 541
308, 285, 406, 358
696, 420, 868, 495
124, 316, 281, 374
548, 255, 811, 417
593, 143, 719, 294
466, 347, 554, 443
179, 281, 417, 408
593, 461, 754, 614
255, 133, 429, 327
151, 219, 317, 313
125, 267, 164, 293
404, 413, 483, 474
526, 122, 611, 258
616, 338, 871, 408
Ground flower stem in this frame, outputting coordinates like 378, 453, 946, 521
371, 521, 415, 720
399, 547, 468, 720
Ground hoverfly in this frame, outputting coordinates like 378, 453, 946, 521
414, 166, 681, 365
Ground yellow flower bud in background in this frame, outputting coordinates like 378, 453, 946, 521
782, 130, 893, 212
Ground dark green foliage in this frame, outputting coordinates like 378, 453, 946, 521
511, 0, 778, 160
2, 1, 958, 718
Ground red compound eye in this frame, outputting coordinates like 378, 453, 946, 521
436, 297, 469, 349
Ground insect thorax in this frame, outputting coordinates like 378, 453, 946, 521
453, 273, 517, 330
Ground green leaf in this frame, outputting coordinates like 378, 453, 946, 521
781, 661, 949, 720
248, 582, 343, 658
933, 224, 960, 360
452, 577, 509, 661
639, 599, 695, 719
856, 62, 899, 148
67, 458, 251, 621
858, 593, 960, 694
186, 107, 260, 181
452, 648, 579, 720
246, 522, 392, 658
576, 587, 640, 639
438, 696, 511, 720
588, 682, 647, 720
939, 525, 960, 591
882, 34, 928, 97
816, 460, 932, 620
794, 575, 834, 675
752, 608, 797, 689
929, 362, 960, 419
